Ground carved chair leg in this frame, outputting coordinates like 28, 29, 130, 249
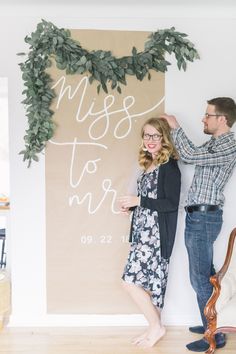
204, 301, 217, 354
204, 274, 221, 354
204, 328, 216, 354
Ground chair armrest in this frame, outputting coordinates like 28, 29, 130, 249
205, 228, 236, 316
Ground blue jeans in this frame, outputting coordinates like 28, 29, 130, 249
185, 209, 223, 329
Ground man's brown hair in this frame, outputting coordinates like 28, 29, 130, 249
207, 97, 236, 127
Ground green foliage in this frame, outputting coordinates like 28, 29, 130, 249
18, 19, 199, 165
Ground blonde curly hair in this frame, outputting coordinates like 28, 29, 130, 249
139, 117, 179, 170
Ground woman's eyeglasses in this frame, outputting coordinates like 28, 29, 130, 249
143, 133, 162, 141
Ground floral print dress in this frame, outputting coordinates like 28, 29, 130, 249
122, 167, 169, 309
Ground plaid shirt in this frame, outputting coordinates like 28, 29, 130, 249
172, 127, 236, 207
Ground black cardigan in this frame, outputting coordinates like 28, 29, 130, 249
129, 158, 181, 260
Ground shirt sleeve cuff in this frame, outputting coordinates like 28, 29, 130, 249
171, 127, 182, 142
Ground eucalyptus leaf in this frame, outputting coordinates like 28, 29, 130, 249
80, 55, 87, 64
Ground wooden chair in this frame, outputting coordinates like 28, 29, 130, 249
0, 229, 6, 268
204, 227, 236, 354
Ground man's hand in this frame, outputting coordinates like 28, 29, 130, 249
161, 114, 180, 129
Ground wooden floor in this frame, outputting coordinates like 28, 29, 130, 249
0, 326, 235, 354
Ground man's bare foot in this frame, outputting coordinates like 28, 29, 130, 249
131, 330, 148, 345
137, 325, 166, 348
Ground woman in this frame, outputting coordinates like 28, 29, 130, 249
119, 117, 181, 348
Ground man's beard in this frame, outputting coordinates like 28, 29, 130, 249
204, 126, 211, 135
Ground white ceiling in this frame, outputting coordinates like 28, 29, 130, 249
1, 0, 236, 19
2, 0, 236, 5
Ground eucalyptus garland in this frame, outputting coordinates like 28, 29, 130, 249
18, 19, 199, 165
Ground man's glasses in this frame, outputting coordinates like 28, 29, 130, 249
143, 133, 162, 141
205, 113, 225, 118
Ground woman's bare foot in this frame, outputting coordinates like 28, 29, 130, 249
137, 325, 166, 348
131, 330, 148, 345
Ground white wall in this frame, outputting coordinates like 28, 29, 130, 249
0, 3, 236, 326
0, 78, 9, 229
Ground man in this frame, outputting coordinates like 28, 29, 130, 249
161, 97, 236, 352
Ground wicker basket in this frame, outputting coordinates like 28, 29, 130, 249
0, 271, 11, 329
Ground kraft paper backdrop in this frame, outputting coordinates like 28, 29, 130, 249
46, 29, 164, 313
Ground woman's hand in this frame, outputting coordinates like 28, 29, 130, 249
119, 206, 130, 215
118, 195, 140, 210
